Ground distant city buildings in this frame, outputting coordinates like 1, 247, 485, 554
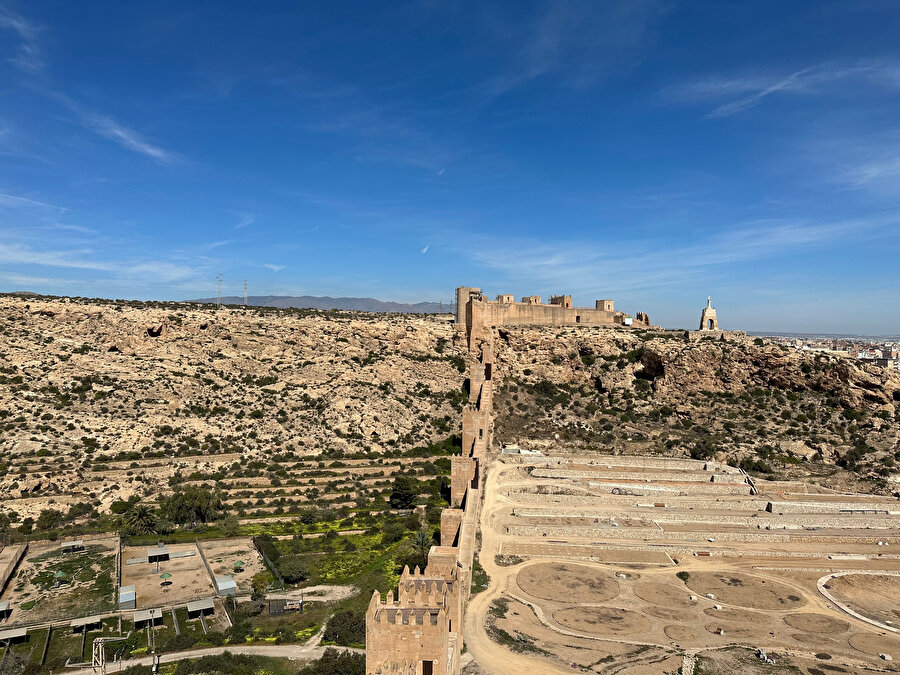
763, 336, 899, 371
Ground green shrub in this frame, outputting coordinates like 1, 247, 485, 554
322, 610, 365, 647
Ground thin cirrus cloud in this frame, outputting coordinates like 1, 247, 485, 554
471, 0, 666, 101
263, 264, 285, 272
0, 242, 198, 283
233, 211, 255, 229
82, 112, 180, 164
452, 218, 878, 297
2, 3, 180, 165
42, 87, 182, 164
0, 3, 43, 73
666, 62, 900, 118
0, 190, 66, 212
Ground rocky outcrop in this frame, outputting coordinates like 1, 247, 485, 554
489, 325, 900, 489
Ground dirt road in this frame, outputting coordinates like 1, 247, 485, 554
463, 457, 572, 674
65, 644, 363, 674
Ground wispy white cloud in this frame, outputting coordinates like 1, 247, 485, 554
48, 223, 99, 235
206, 239, 234, 249
127, 261, 195, 283
5, 12, 181, 166
448, 217, 882, 297
667, 61, 900, 118
800, 126, 900, 196
844, 155, 900, 187
0, 242, 117, 271
263, 263, 285, 272
0, 190, 66, 212
420, 244, 430, 254
704, 68, 813, 118
233, 211, 255, 229
472, 0, 666, 101
0, 4, 42, 73
0, 241, 198, 284
82, 112, 180, 164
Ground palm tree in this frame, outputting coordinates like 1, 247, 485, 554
413, 529, 431, 570
123, 504, 157, 535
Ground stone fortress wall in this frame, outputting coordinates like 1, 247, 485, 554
455, 286, 651, 334
365, 315, 496, 674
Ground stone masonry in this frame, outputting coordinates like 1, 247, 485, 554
365, 317, 495, 674
455, 286, 651, 334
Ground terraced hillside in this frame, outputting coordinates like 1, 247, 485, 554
2, 295, 899, 538
0, 295, 465, 531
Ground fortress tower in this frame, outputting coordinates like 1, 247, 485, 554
454, 286, 649, 334
366, 334, 494, 675
699, 296, 719, 331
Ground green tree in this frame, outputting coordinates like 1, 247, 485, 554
322, 611, 366, 648
221, 514, 240, 536
123, 504, 157, 535
412, 528, 431, 570
278, 556, 308, 584
389, 475, 419, 509
250, 574, 269, 602
36, 508, 63, 531
160, 485, 223, 525
299, 648, 365, 675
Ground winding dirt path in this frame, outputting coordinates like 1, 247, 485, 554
463, 457, 571, 674
64, 644, 363, 675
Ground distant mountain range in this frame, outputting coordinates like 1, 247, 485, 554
187, 295, 453, 314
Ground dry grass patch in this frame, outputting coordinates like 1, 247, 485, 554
516, 562, 619, 603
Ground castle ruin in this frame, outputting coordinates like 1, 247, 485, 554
365, 286, 654, 673
455, 286, 650, 334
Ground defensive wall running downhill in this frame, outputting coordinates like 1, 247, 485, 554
365, 333, 495, 675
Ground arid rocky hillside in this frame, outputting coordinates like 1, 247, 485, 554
491, 326, 900, 494
2, 296, 899, 528
0, 296, 465, 522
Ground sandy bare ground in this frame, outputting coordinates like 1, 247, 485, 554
201, 537, 265, 594
827, 572, 900, 627
268, 584, 358, 602
682, 571, 805, 611
121, 543, 215, 607
464, 455, 900, 673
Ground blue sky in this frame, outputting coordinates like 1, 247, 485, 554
1, 1, 899, 332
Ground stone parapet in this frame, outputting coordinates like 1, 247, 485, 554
511, 497, 767, 512
531, 468, 748, 484
766, 500, 900, 514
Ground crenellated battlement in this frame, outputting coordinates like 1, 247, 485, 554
456, 285, 651, 335
366, 330, 494, 675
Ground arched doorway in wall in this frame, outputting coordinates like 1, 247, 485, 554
707, 319, 714, 329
